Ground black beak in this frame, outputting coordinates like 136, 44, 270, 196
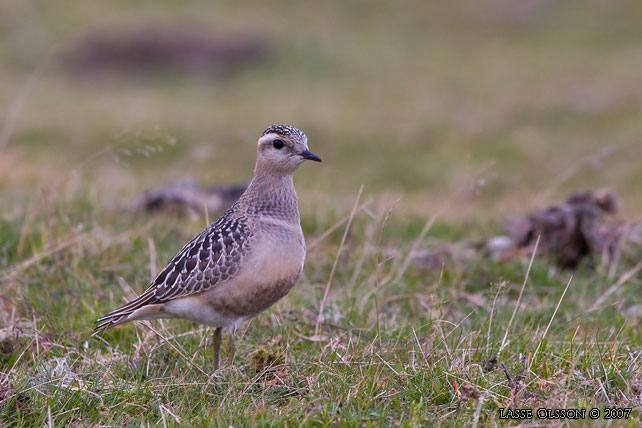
300, 150, 322, 162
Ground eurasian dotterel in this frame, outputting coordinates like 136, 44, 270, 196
95, 124, 321, 370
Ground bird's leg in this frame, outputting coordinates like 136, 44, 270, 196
226, 333, 236, 365
212, 327, 222, 371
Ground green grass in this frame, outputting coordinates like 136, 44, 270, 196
2, 202, 642, 426
2, 0, 642, 426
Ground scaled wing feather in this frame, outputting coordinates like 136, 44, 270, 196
95, 208, 252, 330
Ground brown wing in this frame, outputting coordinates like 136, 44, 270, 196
95, 211, 252, 330
153, 216, 251, 300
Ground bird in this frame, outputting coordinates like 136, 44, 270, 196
95, 124, 321, 370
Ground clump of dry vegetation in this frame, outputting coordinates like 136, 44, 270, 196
130, 180, 246, 218
505, 189, 637, 269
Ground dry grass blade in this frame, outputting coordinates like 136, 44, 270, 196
145, 325, 209, 377
487, 281, 505, 355
591, 260, 642, 310
393, 213, 439, 284
308, 200, 371, 250
391, 164, 493, 285
159, 404, 182, 424
315, 185, 364, 335
530, 275, 573, 370
471, 393, 486, 428
499, 235, 540, 354
424, 311, 474, 362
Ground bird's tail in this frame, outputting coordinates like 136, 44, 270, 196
94, 288, 159, 333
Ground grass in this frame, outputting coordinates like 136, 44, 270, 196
2, 0, 642, 426
2, 190, 642, 426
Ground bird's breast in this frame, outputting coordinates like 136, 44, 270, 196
250, 218, 305, 283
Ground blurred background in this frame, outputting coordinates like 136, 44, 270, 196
1, 0, 641, 220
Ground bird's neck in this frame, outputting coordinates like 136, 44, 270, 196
240, 167, 300, 223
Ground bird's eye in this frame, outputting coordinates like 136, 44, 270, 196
272, 139, 284, 149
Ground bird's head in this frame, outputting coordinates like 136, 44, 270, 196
256, 124, 321, 174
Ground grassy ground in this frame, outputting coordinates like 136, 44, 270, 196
2, 0, 642, 426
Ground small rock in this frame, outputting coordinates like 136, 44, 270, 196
486, 235, 514, 261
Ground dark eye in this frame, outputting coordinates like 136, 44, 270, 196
272, 139, 284, 149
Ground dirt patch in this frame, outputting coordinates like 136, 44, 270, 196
66, 29, 269, 78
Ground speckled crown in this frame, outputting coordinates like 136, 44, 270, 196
262, 124, 306, 141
